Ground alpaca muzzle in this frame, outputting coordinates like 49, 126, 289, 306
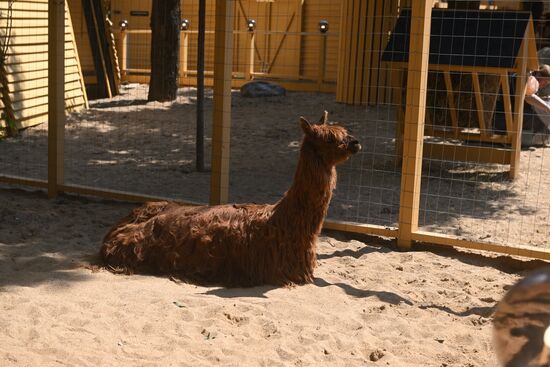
348, 139, 361, 154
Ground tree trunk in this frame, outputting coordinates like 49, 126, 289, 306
148, 0, 180, 102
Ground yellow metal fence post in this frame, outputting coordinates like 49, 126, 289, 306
48, 0, 66, 198
210, 0, 234, 205
397, 0, 432, 250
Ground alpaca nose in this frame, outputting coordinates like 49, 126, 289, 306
349, 139, 361, 153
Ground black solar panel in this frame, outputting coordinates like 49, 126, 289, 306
382, 9, 531, 68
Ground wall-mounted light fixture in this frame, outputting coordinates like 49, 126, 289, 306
119, 19, 128, 31
180, 19, 190, 31
319, 20, 328, 33
247, 19, 256, 32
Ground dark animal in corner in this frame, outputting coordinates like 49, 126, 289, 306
100, 111, 361, 286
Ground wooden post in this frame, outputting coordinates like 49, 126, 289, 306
246, 31, 255, 80
180, 32, 189, 78
317, 33, 326, 89
48, 0, 65, 198
210, 0, 234, 205
397, 0, 432, 250
120, 31, 127, 78
443, 71, 459, 136
510, 35, 529, 179
196, 0, 206, 172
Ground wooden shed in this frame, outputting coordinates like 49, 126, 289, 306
382, 9, 538, 178
0, 0, 88, 135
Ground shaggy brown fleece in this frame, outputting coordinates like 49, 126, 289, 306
100, 111, 361, 286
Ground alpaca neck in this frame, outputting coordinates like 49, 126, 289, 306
273, 141, 336, 235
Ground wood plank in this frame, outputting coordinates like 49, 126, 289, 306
3, 19, 48, 27
368, 0, 384, 105
443, 71, 459, 135
346, 0, 361, 103
336, 0, 352, 101
353, 0, 367, 104
17, 114, 47, 129
10, 85, 82, 102
58, 184, 203, 206
428, 128, 511, 144
323, 219, 398, 238
0, 1, 48, 12
210, 0, 234, 205
8, 34, 74, 46
471, 72, 487, 137
6, 42, 73, 55
8, 73, 81, 90
500, 73, 513, 137
423, 142, 511, 164
389, 62, 515, 75
412, 231, 550, 261
14, 96, 84, 119
397, 0, 432, 250
510, 36, 528, 178
48, 0, 65, 198
66, 0, 89, 108
12, 79, 83, 95
11, 95, 49, 111
0, 174, 48, 189
6, 66, 79, 83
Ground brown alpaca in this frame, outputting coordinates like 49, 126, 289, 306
100, 111, 361, 286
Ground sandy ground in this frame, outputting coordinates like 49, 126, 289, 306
1, 84, 550, 249
2, 187, 549, 366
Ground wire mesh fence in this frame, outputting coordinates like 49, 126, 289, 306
1, 0, 550, 259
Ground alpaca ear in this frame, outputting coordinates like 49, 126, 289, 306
300, 117, 313, 135
318, 110, 328, 125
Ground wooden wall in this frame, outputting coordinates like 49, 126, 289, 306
110, 0, 340, 90
336, 0, 400, 105
0, 0, 87, 130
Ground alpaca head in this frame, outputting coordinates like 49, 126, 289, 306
299, 111, 361, 165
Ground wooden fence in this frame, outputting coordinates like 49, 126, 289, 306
1, 0, 549, 263
116, 28, 337, 93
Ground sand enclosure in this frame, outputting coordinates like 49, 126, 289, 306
2, 187, 547, 366
1, 85, 550, 365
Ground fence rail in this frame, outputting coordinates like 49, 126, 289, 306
115, 29, 337, 92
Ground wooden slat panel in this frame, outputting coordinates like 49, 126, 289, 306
352, 0, 367, 105
7, 66, 80, 83
8, 73, 82, 90
6, 42, 74, 55
368, 0, 384, 105
346, 0, 361, 102
8, 34, 74, 46
0, 2, 48, 12
2, 19, 48, 27
6, 58, 78, 71
336, 0, 353, 101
